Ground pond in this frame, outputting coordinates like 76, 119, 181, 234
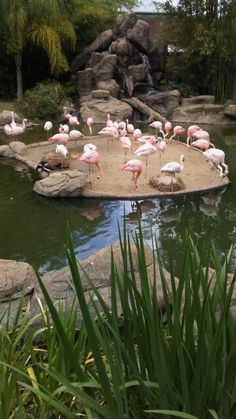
0, 122, 236, 275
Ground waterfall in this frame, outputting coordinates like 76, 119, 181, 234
140, 53, 154, 87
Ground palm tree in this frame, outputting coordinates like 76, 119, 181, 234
0, 0, 76, 99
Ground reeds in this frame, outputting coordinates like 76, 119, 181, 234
1, 222, 236, 418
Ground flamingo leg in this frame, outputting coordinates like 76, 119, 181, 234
145, 156, 148, 178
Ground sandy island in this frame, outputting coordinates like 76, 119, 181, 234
21, 134, 229, 199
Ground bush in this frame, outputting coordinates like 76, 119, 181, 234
16, 80, 66, 120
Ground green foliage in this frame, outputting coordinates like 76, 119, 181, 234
157, 0, 236, 101
17, 80, 66, 119
1, 223, 236, 417
224, 98, 236, 107
176, 82, 197, 97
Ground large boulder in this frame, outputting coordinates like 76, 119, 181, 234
143, 89, 181, 118
110, 37, 134, 57
97, 79, 120, 98
113, 13, 137, 37
0, 145, 15, 157
0, 260, 37, 302
93, 54, 117, 82
128, 64, 147, 82
224, 104, 236, 119
9, 141, 27, 155
172, 103, 235, 124
181, 95, 215, 106
85, 29, 114, 53
33, 170, 89, 197
77, 68, 95, 96
127, 19, 150, 52
79, 95, 133, 123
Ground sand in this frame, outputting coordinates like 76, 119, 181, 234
26, 135, 229, 199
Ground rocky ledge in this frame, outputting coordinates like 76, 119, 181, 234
0, 241, 235, 330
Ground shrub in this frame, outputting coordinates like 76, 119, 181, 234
16, 80, 66, 120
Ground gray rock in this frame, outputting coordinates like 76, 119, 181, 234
9, 141, 27, 155
224, 104, 236, 119
79, 96, 133, 123
143, 89, 181, 118
127, 19, 150, 52
113, 13, 137, 37
172, 103, 235, 124
0, 145, 15, 157
77, 68, 95, 96
128, 64, 147, 82
70, 50, 91, 73
92, 89, 110, 99
181, 95, 215, 106
33, 170, 89, 197
93, 54, 117, 82
148, 43, 167, 72
97, 79, 120, 98
0, 260, 37, 302
85, 29, 114, 53
110, 37, 134, 57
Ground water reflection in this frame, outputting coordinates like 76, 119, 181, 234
0, 124, 236, 274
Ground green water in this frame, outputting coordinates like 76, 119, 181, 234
0, 122, 236, 274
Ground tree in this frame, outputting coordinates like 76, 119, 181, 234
0, 0, 76, 99
155, 0, 236, 101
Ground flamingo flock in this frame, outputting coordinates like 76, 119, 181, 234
2, 109, 229, 190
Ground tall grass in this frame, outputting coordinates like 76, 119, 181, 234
1, 223, 236, 418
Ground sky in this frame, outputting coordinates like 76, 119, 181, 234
132, 0, 157, 12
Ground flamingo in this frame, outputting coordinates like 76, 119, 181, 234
164, 121, 172, 138
63, 107, 72, 120
4, 124, 14, 138
169, 125, 185, 142
136, 135, 157, 145
59, 123, 69, 134
87, 117, 94, 134
68, 129, 84, 145
132, 128, 142, 141
186, 125, 202, 146
48, 133, 69, 146
106, 113, 113, 127
190, 139, 215, 151
98, 126, 118, 151
118, 120, 126, 130
156, 137, 167, 162
10, 111, 17, 129
149, 121, 165, 137
121, 159, 143, 190
119, 136, 132, 162
10, 119, 27, 138
44, 121, 53, 138
134, 142, 157, 177
161, 154, 185, 191
79, 149, 103, 183
84, 143, 97, 152
202, 148, 228, 177
69, 115, 80, 128
126, 119, 134, 134
55, 144, 68, 170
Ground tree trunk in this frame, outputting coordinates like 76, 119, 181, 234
15, 53, 23, 100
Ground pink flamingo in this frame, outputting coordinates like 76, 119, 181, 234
190, 139, 215, 151
192, 129, 210, 142
126, 119, 134, 134
132, 128, 142, 141
134, 142, 157, 177
79, 149, 103, 183
59, 123, 69, 134
10, 111, 17, 129
106, 113, 113, 128
4, 124, 14, 138
164, 121, 172, 138
156, 137, 167, 162
10, 119, 27, 138
98, 126, 118, 151
136, 135, 157, 145
69, 115, 80, 128
118, 120, 126, 130
203, 148, 228, 177
84, 143, 97, 152
169, 125, 185, 142
186, 125, 202, 146
63, 107, 72, 120
87, 117, 94, 134
68, 129, 84, 145
121, 159, 143, 190
119, 136, 133, 162
48, 133, 69, 146
149, 121, 165, 137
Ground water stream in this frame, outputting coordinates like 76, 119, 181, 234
0, 122, 236, 275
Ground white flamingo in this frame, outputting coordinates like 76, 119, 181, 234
161, 154, 185, 191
